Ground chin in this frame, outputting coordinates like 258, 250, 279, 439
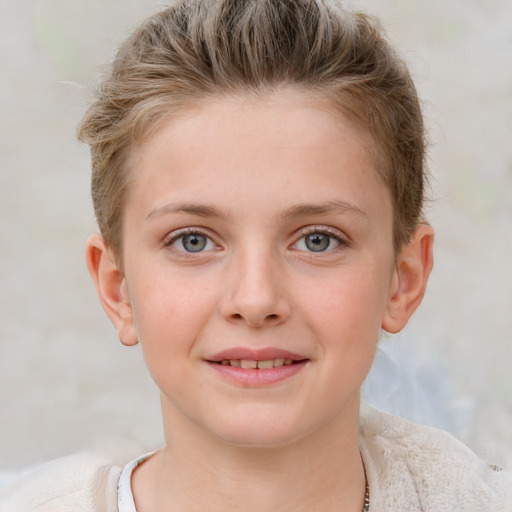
208, 409, 312, 449
219, 428, 303, 449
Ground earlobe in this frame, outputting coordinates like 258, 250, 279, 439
381, 224, 434, 334
85, 234, 138, 346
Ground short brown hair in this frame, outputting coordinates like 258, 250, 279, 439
79, 0, 427, 261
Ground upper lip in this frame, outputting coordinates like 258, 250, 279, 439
207, 347, 308, 362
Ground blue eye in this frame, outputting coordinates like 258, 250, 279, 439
169, 232, 216, 253
181, 234, 208, 252
295, 231, 342, 252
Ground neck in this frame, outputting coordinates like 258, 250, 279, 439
133, 397, 366, 512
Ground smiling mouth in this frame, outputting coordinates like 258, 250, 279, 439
210, 358, 308, 369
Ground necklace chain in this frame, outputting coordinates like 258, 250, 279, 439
362, 482, 370, 511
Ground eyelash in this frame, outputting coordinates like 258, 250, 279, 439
163, 226, 349, 256
293, 226, 349, 254
164, 228, 218, 256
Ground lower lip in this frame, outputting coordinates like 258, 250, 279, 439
207, 360, 308, 387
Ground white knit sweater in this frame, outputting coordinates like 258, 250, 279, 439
1, 404, 511, 511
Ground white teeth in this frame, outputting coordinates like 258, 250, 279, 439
223, 358, 296, 368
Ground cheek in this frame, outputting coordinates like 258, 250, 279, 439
304, 270, 388, 330
128, 270, 219, 353
128, 274, 220, 398
297, 264, 392, 347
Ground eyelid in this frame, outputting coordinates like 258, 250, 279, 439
292, 225, 350, 252
163, 227, 220, 252
162, 225, 349, 254
297, 225, 347, 241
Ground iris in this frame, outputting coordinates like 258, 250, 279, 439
305, 233, 331, 252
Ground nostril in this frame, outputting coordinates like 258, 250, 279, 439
266, 314, 278, 320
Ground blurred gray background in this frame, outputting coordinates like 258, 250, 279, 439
1, 0, 511, 469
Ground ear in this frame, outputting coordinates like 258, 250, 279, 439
85, 234, 138, 346
381, 224, 434, 334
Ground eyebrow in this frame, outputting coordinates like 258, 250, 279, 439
146, 203, 227, 220
280, 200, 368, 220
145, 199, 367, 221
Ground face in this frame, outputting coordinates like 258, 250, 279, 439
116, 90, 399, 447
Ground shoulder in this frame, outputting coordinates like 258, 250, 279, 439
359, 403, 512, 511
0, 451, 123, 512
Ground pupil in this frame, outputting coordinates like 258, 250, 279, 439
305, 234, 329, 252
183, 234, 206, 252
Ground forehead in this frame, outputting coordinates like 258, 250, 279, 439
126, 89, 391, 225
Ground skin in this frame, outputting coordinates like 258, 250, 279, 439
87, 89, 433, 511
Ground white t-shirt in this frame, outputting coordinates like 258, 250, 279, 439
117, 453, 155, 512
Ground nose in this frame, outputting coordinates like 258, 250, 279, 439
220, 248, 291, 328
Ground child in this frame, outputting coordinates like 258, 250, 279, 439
1, 0, 510, 510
